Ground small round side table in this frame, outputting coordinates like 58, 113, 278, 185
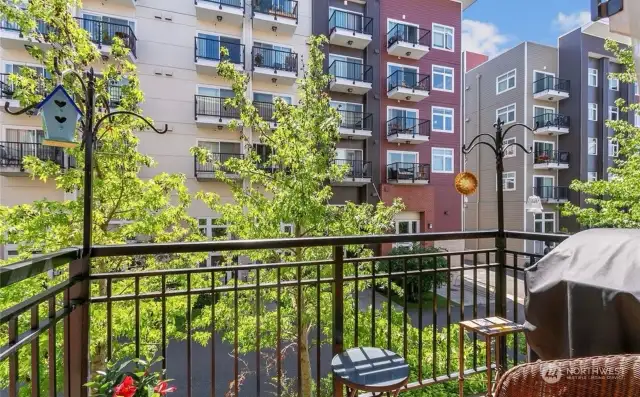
331, 347, 409, 397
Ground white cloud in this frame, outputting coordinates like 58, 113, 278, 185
553, 11, 591, 33
462, 19, 511, 58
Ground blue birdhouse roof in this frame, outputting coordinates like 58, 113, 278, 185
36, 85, 83, 116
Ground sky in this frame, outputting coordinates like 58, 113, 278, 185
462, 0, 592, 57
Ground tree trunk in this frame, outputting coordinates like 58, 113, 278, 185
299, 327, 313, 397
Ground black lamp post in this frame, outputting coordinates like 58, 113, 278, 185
461, 118, 537, 373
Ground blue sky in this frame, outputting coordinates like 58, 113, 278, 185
462, 0, 591, 57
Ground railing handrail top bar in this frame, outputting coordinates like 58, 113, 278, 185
252, 46, 298, 55
387, 70, 430, 77
196, 36, 245, 46
388, 161, 429, 165
74, 16, 136, 32
194, 151, 244, 155
0, 140, 55, 144
328, 59, 371, 67
200, 0, 243, 6
387, 24, 430, 33
387, 116, 428, 122
0, 248, 82, 289
329, 8, 373, 18
195, 94, 231, 98
504, 230, 569, 243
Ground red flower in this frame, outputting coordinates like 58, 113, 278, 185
154, 381, 176, 395
113, 376, 137, 397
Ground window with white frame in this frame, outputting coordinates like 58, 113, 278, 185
588, 138, 598, 155
588, 172, 598, 181
496, 104, 516, 124
609, 76, 620, 91
394, 219, 419, 248
432, 24, 454, 51
432, 107, 454, 132
503, 137, 517, 158
588, 68, 598, 87
635, 82, 639, 95
502, 171, 516, 191
198, 217, 228, 239
496, 69, 516, 94
534, 213, 555, 234
432, 148, 454, 173
636, 113, 640, 127
432, 65, 454, 92
280, 223, 294, 235
609, 106, 619, 121
588, 103, 598, 121
608, 138, 619, 157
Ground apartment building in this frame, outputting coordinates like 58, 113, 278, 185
464, 21, 635, 254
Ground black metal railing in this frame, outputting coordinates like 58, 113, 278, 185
252, 0, 298, 21
533, 113, 570, 130
195, 37, 245, 67
0, 230, 569, 397
0, 141, 66, 169
533, 76, 570, 95
328, 9, 373, 36
334, 159, 372, 179
252, 47, 298, 73
387, 117, 430, 138
387, 162, 430, 183
194, 152, 244, 177
534, 150, 570, 165
0, 18, 52, 35
328, 60, 373, 83
534, 186, 569, 201
387, 70, 431, 92
336, 109, 373, 131
387, 24, 430, 48
0, 73, 48, 99
194, 95, 241, 119
196, 0, 244, 9
254, 100, 277, 121
75, 17, 137, 58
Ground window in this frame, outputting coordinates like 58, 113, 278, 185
588, 103, 598, 121
534, 176, 554, 198
3, 127, 45, 143
387, 64, 419, 90
608, 138, 619, 157
502, 171, 516, 191
387, 151, 418, 165
609, 77, 620, 91
198, 217, 228, 239
534, 141, 554, 157
394, 219, 419, 248
636, 113, 640, 127
534, 213, 555, 249
432, 24, 454, 51
588, 138, 598, 155
197, 33, 242, 62
609, 106, 619, 121
587, 172, 598, 181
588, 68, 598, 87
496, 104, 516, 124
432, 107, 454, 132
197, 141, 242, 160
280, 223, 294, 235
503, 137, 517, 158
432, 147, 454, 173
432, 65, 454, 92
328, 54, 363, 80
635, 82, 639, 95
496, 69, 516, 94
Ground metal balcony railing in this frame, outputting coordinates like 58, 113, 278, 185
534, 185, 569, 201
334, 159, 372, 179
0, 141, 66, 169
533, 76, 570, 95
387, 162, 430, 183
387, 117, 430, 138
194, 95, 241, 119
336, 109, 373, 131
252, 0, 298, 21
387, 70, 431, 92
533, 113, 570, 130
195, 37, 245, 67
252, 47, 298, 73
0, 18, 53, 35
534, 150, 570, 165
387, 24, 430, 48
0, 73, 48, 99
328, 60, 373, 83
196, 0, 244, 9
75, 17, 137, 58
194, 152, 244, 176
254, 101, 276, 121
328, 9, 373, 35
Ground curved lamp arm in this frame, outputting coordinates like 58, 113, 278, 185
53, 57, 88, 95
4, 101, 38, 115
462, 141, 498, 156
96, 94, 112, 115
466, 133, 498, 149
93, 110, 168, 138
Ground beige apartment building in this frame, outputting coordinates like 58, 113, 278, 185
0, 0, 311, 260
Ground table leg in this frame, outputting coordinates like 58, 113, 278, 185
346, 386, 357, 397
495, 334, 503, 384
486, 336, 492, 397
458, 326, 465, 397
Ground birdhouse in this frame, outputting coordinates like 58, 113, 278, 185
36, 85, 83, 148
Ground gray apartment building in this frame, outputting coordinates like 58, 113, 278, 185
464, 21, 636, 254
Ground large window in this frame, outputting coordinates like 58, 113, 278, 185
387, 63, 419, 90
534, 212, 555, 254
431, 106, 454, 133
198, 217, 228, 239
432, 23, 454, 51
198, 140, 242, 156
608, 138, 619, 157
197, 33, 242, 62
502, 171, 516, 191
496, 69, 516, 94
534, 141, 554, 156
431, 147, 454, 173
3, 127, 45, 143
588, 103, 598, 121
503, 137, 517, 158
588, 68, 598, 87
609, 106, 619, 121
588, 138, 598, 155
387, 151, 418, 165
432, 65, 454, 92
328, 54, 363, 80
496, 104, 516, 124
588, 172, 598, 181
609, 76, 620, 91
394, 219, 419, 248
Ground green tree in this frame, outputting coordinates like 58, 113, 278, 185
0, 1, 206, 394
563, 40, 640, 227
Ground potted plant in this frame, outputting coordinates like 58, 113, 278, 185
254, 52, 263, 67
86, 357, 176, 397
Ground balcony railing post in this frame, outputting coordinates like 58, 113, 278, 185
332, 245, 344, 397
64, 257, 90, 397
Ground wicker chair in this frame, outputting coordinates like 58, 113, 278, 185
493, 355, 640, 397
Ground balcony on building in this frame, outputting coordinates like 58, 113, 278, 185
336, 109, 372, 139
0, 73, 47, 112
533, 150, 570, 170
332, 159, 372, 186
328, 60, 373, 95
386, 117, 430, 144
387, 162, 430, 184
194, 152, 244, 181
387, 70, 430, 102
76, 17, 137, 60
386, 24, 430, 60
251, 47, 298, 85
534, 185, 569, 204
0, 19, 52, 50
252, 0, 298, 35
194, 95, 241, 127
0, 141, 66, 176
254, 101, 279, 129
532, 76, 570, 101
195, 0, 244, 25
328, 10, 373, 50
533, 113, 570, 136
195, 37, 245, 74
